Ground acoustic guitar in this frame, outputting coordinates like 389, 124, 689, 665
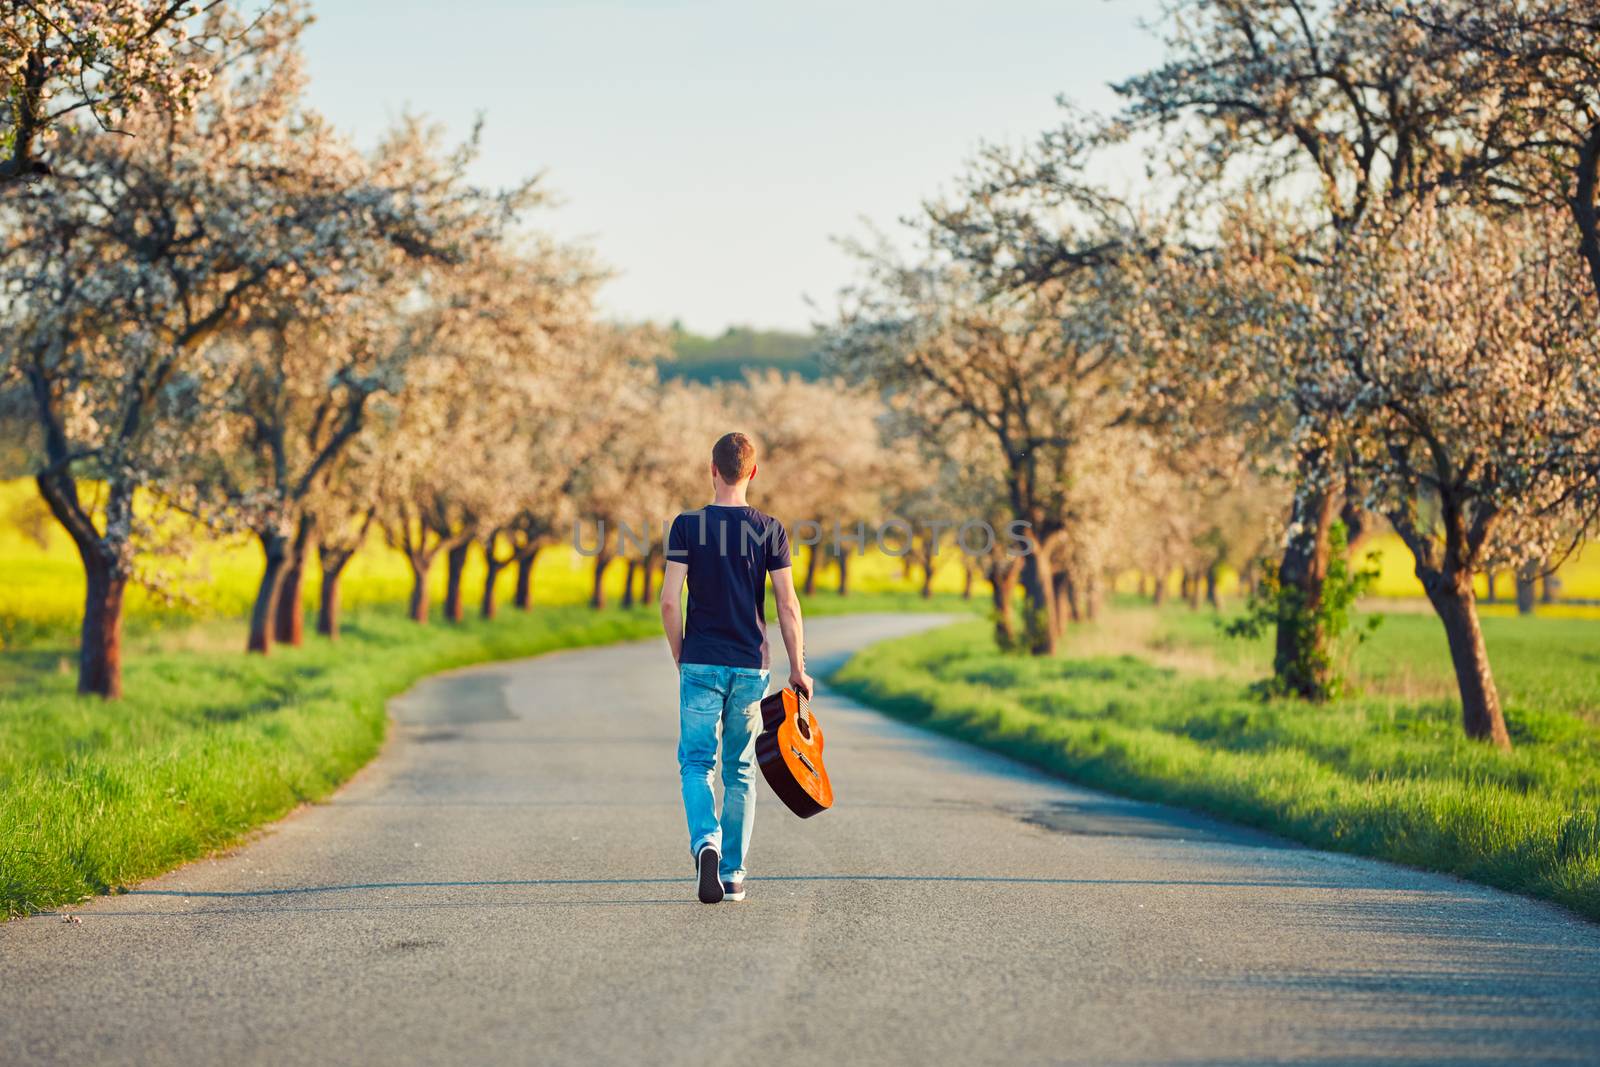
756, 686, 833, 818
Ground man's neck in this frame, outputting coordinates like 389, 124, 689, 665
711, 488, 748, 507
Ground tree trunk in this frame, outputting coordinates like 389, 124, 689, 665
444, 540, 470, 623
79, 552, 128, 699
1541, 572, 1560, 604
962, 564, 974, 600
990, 560, 1018, 647
1485, 570, 1497, 603
273, 515, 314, 648
315, 508, 371, 640
641, 556, 656, 604
591, 551, 612, 609
621, 559, 638, 608
1205, 563, 1222, 612
1569, 125, 1600, 309
34, 472, 132, 697
1515, 562, 1537, 616
1055, 569, 1080, 627
1152, 572, 1167, 606
803, 544, 820, 596
317, 548, 352, 639
837, 551, 850, 596
1137, 572, 1149, 599
513, 545, 540, 610
274, 557, 305, 647
249, 530, 290, 654
1425, 575, 1512, 750
920, 559, 935, 599
1274, 482, 1338, 700
1017, 534, 1057, 655
408, 553, 432, 623
481, 556, 506, 620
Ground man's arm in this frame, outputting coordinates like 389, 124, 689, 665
661, 560, 688, 666
769, 566, 813, 698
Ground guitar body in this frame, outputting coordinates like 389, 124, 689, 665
756, 687, 833, 818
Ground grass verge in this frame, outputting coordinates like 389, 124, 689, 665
1, 590, 975, 918
829, 613, 1600, 922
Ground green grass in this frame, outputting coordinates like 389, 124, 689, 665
0, 605, 652, 918
0, 589, 976, 919
1154, 601, 1600, 727
830, 607, 1600, 922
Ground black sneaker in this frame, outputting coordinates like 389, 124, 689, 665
722, 878, 746, 902
696, 845, 724, 904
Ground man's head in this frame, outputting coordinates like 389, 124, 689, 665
711, 431, 757, 488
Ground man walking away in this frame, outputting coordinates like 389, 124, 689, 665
660, 432, 812, 904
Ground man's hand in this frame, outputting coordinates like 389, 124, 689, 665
789, 668, 814, 700
661, 560, 688, 669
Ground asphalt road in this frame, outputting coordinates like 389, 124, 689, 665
4, 613, 1599, 1066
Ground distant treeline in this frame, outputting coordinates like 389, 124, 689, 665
663, 325, 822, 383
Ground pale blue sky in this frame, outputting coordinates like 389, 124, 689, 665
302, 0, 1165, 333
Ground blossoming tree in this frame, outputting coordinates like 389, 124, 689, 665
0, 13, 427, 695
1095, 0, 1521, 694
1373, 0, 1600, 306
828, 236, 1137, 653
1304, 202, 1600, 747
0, 1, 292, 182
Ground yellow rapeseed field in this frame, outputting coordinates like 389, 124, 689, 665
5, 478, 1597, 646
0, 479, 979, 646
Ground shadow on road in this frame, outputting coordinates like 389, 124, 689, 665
114, 872, 1364, 899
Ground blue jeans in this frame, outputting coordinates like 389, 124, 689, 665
677, 662, 769, 881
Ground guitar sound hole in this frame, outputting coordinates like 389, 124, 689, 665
795, 716, 812, 741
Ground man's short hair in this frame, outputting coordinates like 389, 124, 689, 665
712, 432, 757, 484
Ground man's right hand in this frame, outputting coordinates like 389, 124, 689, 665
789, 669, 814, 700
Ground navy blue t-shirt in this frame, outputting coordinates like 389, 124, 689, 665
668, 505, 792, 669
